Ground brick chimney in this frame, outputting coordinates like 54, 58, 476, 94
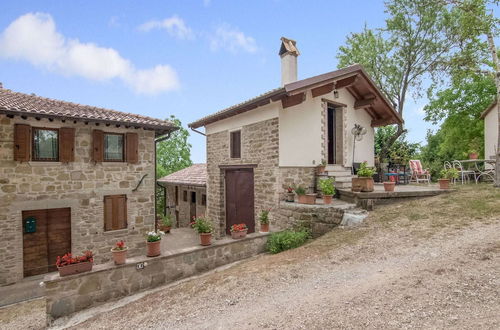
279, 37, 300, 86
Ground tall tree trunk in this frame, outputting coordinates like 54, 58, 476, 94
486, 32, 500, 187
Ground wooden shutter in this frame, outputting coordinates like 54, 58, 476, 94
230, 131, 241, 158
92, 130, 104, 162
59, 128, 75, 162
104, 195, 127, 231
126, 132, 139, 164
14, 124, 31, 161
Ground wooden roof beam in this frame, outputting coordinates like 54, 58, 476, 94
354, 97, 376, 109
371, 118, 392, 127
311, 75, 359, 98
281, 92, 306, 109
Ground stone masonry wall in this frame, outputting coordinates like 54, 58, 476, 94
206, 117, 280, 238
0, 114, 156, 285
165, 184, 206, 227
44, 233, 269, 323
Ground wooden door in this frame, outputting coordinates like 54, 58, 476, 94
327, 107, 336, 164
22, 208, 71, 277
190, 191, 197, 221
225, 168, 255, 235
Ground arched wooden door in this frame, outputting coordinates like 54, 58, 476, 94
225, 168, 255, 235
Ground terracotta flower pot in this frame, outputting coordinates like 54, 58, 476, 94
383, 182, 396, 192
159, 225, 171, 233
469, 153, 478, 160
352, 177, 374, 192
146, 241, 161, 257
438, 179, 450, 189
200, 233, 212, 246
111, 248, 128, 265
316, 165, 326, 174
57, 261, 93, 277
260, 223, 269, 233
231, 229, 248, 239
323, 195, 333, 204
285, 192, 295, 202
298, 194, 316, 205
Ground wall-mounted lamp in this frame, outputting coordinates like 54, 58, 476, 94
333, 89, 339, 98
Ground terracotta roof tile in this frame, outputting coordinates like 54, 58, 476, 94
0, 88, 176, 133
157, 164, 207, 187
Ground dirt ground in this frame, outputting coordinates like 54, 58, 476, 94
1, 185, 499, 329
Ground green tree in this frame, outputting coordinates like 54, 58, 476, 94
156, 115, 192, 215
337, 0, 460, 162
375, 126, 420, 163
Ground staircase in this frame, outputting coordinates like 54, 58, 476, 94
316, 164, 353, 192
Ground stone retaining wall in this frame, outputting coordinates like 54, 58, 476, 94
44, 233, 269, 324
274, 201, 354, 237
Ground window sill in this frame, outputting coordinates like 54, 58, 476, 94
103, 228, 129, 235
28, 161, 63, 166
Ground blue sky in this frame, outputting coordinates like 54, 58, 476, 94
0, 0, 437, 163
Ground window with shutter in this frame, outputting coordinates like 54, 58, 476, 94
126, 132, 138, 163
103, 195, 127, 231
230, 130, 241, 158
14, 124, 31, 162
59, 127, 75, 162
92, 130, 104, 162
32, 128, 59, 161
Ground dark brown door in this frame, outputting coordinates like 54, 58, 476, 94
328, 107, 336, 164
190, 191, 197, 221
22, 208, 71, 277
225, 168, 255, 234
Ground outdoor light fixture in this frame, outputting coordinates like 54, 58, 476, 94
333, 89, 339, 98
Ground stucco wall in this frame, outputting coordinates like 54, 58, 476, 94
0, 114, 156, 285
484, 106, 498, 165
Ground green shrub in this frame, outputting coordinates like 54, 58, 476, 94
294, 185, 306, 195
319, 178, 335, 195
357, 161, 376, 177
266, 230, 309, 254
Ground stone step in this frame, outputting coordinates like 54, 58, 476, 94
326, 171, 352, 178
326, 164, 350, 172
334, 181, 352, 189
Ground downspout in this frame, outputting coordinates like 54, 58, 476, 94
154, 132, 173, 231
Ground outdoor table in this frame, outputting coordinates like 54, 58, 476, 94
454, 159, 495, 183
384, 163, 408, 184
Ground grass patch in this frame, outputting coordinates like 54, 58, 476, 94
266, 230, 310, 254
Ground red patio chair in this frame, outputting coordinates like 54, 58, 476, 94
409, 160, 431, 184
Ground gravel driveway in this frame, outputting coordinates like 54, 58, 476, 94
1, 186, 499, 329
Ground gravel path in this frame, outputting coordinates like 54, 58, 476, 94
1, 188, 499, 329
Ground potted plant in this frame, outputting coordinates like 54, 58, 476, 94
146, 231, 164, 257
56, 251, 93, 277
383, 181, 396, 192
191, 217, 213, 246
285, 186, 295, 202
158, 214, 172, 233
352, 161, 375, 192
295, 185, 316, 205
316, 160, 327, 174
438, 168, 459, 189
319, 178, 335, 204
111, 240, 128, 265
259, 209, 270, 232
468, 138, 481, 159
230, 223, 248, 239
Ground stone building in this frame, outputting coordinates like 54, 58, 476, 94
481, 100, 498, 168
157, 164, 207, 227
188, 38, 402, 238
0, 87, 176, 285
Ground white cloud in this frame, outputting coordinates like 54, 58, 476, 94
209, 24, 258, 54
0, 13, 179, 94
138, 15, 194, 40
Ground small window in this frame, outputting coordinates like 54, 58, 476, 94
191, 191, 196, 203
230, 130, 241, 158
104, 195, 127, 231
201, 194, 207, 206
183, 190, 187, 202
104, 133, 124, 161
32, 128, 58, 161
175, 186, 179, 206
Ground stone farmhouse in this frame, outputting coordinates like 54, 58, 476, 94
188, 38, 402, 238
157, 163, 207, 228
481, 100, 498, 165
0, 87, 176, 285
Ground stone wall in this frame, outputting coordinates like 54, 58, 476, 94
206, 117, 280, 238
274, 201, 351, 236
0, 114, 156, 285
44, 233, 269, 323
278, 166, 316, 199
164, 184, 206, 227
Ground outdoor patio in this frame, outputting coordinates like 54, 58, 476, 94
338, 183, 450, 210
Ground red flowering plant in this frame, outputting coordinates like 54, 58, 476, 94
230, 223, 248, 232
286, 186, 294, 193
111, 240, 126, 251
56, 251, 94, 268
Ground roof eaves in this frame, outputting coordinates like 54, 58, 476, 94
480, 100, 497, 119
